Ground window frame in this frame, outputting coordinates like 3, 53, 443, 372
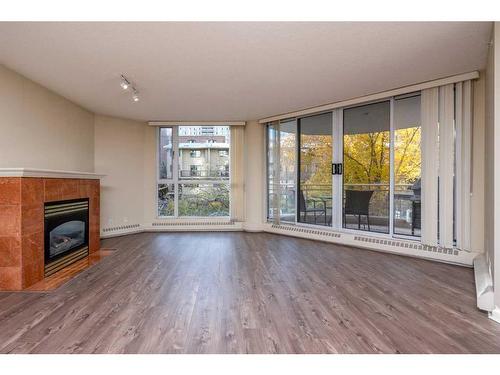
156, 126, 231, 219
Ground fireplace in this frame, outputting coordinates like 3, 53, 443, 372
44, 198, 90, 276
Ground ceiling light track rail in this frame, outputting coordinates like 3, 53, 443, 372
120, 74, 140, 102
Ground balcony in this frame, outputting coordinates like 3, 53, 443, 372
269, 183, 421, 237
179, 169, 229, 179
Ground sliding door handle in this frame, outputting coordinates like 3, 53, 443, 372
332, 163, 343, 175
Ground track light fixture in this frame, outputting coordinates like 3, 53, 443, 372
120, 74, 140, 103
132, 89, 140, 102
120, 75, 130, 90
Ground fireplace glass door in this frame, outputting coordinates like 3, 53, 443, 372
44, 199, 89, 265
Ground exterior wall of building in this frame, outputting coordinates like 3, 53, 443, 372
179, 148, 229, 178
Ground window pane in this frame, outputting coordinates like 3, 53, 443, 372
178, 126, 230, 179
267, 123, 278, 221
298, 112, 332, 226
394, 94, 422, 237
158, 183, 175, 217
179, 183, 229, 216
279, 120, 296, 222
159, 128, 173, 180
343, 101, 390, 233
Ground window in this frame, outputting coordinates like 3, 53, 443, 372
266, 122, 278, 221
179, 183, 229, 216
157, 126, 230, 217
157, 184, 175, 217
266, 100, 418, 236
158, 128, 173, 180
394, 94, 421, 237
266, 120, 297, 223
266, 82, 472, 249
343, 101, 390, 234
299, 113, 331, 226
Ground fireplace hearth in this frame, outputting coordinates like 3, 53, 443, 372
44, 198, 89, 276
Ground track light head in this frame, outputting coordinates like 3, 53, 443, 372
120, 74, 140, 102
120, 75, 130, 90
132, 90, 140, 102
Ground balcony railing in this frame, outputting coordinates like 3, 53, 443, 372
179, 169, 229, 178
268, 182, 421, 236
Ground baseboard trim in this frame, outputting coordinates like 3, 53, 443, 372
261, 222, 476, 267
100, 225, 144, 239
99, 221, 476, 266
145, 224, 242, 232
242, 222, 265, 232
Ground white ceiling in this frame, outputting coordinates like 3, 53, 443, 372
0, 22, 492, 122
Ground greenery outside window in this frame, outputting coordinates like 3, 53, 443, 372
157, 126, 230, 217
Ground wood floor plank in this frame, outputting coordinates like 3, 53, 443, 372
1, 231, 499, 353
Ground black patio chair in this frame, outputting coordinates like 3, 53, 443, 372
343, 190, 374, 230
299, 191, 325, 224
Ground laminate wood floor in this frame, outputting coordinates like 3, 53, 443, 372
1, 232, 499, 354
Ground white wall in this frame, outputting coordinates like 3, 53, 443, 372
94, 115, 148, 230
471, 74, 486, 253
485, 36, 495, 279
493, 23, 500, 314
484, 22, 500, 319
0, 64, 94, 172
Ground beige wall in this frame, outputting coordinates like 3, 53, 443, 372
94, 115, 148, 229
0, 64, 94, 172
143, 125, 157, 225
495, 23, 500, 314
471, 74, 486, 253
485, 33, 494, 280
484, 22, 500, 312
243, 120, 265, 230
485, 25, 497, 292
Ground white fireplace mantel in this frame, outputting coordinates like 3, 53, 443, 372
0, 168, 106, 179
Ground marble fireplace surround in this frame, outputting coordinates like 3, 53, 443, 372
0, 169, 104, 290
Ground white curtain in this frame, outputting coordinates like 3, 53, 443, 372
421, 87, 439, 246
421, 81, 473, 249
455, 81, 473, 251
438, 84, 455, 249
230, 126, 246, 222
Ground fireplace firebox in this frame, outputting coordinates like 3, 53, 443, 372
44, 198, 89, 276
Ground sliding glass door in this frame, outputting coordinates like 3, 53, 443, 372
266, 120, 297, 223
266, 92, 424, 239
298, 113, 332, 226
279, 120, 297, 222
393, 94, 422, 237
343, 101, 390, 233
